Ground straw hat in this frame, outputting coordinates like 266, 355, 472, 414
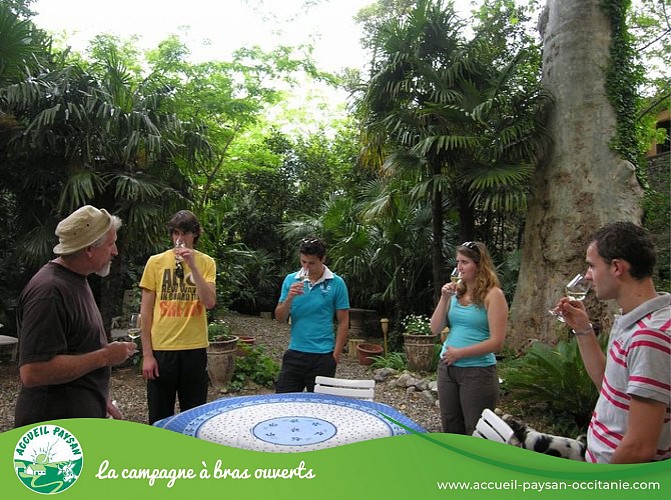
53, 205, 113, 255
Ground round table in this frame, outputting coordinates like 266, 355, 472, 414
153, 392, 426, 452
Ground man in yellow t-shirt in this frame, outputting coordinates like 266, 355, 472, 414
139, 210, 216, 424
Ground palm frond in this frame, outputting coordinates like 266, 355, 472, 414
57, 169, 105, 213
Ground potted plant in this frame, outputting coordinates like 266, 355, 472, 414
356, 342, 384, 366
236, 335, 256, 357
401, 314, 438, 372
207, 322, 239, 390
208, 322, 238, 349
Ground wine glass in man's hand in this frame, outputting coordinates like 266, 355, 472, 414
549, 274, 591, 322
128, 313, 141, 340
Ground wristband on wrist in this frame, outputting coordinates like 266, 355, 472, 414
572, 323, 594, 336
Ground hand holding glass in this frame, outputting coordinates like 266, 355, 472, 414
128, 313, 141, 340
549, 274, 591, 322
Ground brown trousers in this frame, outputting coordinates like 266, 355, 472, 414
436, 363, 499, 435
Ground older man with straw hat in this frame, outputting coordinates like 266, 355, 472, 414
14, 205, 136, 427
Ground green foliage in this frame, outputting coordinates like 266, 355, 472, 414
429, 343, 442, 372
370, 351, 407, 370
501, 337, 605, 432
279, 170, 447, 325
0, 3, 50, 87
602, 0, 645, 173
628, 0, 671, 101
1, 0, 540, 338
642, 155, 671, 291
207, 322, 234, 342
228, 345, 280, 392
355, 0, 550, 301
2, 41, 189, 266
496, 248, 521, 304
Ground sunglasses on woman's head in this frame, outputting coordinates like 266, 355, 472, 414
461, 241, 480, 254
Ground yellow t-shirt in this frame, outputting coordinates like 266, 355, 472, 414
139, 249, 216, 350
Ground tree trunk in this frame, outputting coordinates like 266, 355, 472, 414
457, 190, 476, 244
97, 237, 127, 341
508, 0, 643, 350
431, 180, 445, 299
101, 256, 126, 338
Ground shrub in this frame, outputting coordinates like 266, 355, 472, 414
501, 337, 605, 433
207, 322, 234, 342
370, 351, 407, 370
429, 343, 442, 372
229, 345, 279, 391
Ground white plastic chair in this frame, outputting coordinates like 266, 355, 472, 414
472, 408, 515, 443
313, 376, 375, 400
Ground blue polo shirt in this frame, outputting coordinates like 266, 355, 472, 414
278, 266, 349, 353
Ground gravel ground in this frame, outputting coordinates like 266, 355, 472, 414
0, 312, 442, 433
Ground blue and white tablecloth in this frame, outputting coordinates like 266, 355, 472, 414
153, 392, 426, 452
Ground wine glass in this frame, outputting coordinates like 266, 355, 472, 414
450, 267, 461, 284
174, 239, 185, 263
174, 239, 185, 279
566, 273, 591, 301
549, 274, 591, 322
296, 267, 310, 282
128, 313, 141, 340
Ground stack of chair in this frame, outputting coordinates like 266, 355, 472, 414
313, 376, 375, 401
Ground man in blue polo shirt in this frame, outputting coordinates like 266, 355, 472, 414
274, 237, 350, 392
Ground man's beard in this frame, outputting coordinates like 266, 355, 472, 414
95, 261, 112, 277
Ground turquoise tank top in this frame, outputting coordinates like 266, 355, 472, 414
440, 295, 496, 367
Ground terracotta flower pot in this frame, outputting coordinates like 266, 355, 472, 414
356, 342, 384, 366
236, 335, 255, 356
208, 335, 239, 352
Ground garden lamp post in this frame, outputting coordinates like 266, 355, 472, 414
380, 318, 389, 355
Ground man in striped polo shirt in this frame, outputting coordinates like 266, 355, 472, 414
557, 222, 670, 463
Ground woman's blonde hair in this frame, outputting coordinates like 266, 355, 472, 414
455, 241, 500, 306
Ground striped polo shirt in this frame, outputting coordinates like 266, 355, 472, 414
586, 293, 671, 463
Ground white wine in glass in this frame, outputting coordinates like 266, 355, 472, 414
549, 274, 591, 322
566, 290, 588, 301
450, 267, 461, 284
565, 273, 591, 301
296, 267, 310, 283
128, 313, 141, 340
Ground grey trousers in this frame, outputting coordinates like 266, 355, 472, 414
436, 363, 499, 435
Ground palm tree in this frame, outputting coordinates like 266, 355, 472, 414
358, 0, 470, 296
1, 39, 194, 331
357, 0, 550, 296
0, 3, 49, 88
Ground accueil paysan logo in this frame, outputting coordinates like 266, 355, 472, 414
13, 424, 83, 494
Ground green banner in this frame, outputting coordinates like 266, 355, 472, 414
2, 419, 669, 499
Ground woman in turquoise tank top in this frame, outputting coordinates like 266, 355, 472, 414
429, 242, 508, 435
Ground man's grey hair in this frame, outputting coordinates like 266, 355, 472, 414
91, 215, 123, 248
